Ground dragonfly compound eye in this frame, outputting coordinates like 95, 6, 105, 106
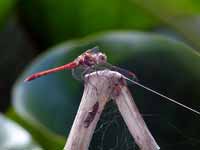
97, 53, 107, 64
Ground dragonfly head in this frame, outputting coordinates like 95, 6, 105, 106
95, 52, 107, 65
78, 47, 107, 67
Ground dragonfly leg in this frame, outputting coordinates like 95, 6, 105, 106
80, 66, 95, 81
72, 69, 82, 81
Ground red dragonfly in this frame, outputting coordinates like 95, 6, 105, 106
25, 47, 200, 115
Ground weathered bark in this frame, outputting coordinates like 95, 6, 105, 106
64, 70, 160, 150
115, 85, 160, 150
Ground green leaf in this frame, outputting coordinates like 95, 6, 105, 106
131, 0, 200, 16
0, 0, 16, 28
12, 31, 200, 150
0, 113, 41, 150
130, 0, 200, 52
171, 16, 200, 51
7, 108, 65, 150
18, 0, 158, 46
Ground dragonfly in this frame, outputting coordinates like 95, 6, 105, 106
25, 46, 200, 115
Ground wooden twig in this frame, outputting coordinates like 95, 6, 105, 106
64, 70, 160, 150
114, 84, 160, 150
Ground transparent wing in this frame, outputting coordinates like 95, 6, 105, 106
86, 46, 100, 54
100, 63, 200, 116
123, 75, 200, 116
72, 62, 200, 116
102, 63, 138, 82
72, 66, 86, 81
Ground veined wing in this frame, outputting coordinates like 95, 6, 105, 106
122, 75, 200, 116
102, 63, 138, 82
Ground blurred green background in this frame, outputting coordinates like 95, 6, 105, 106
1, 0, 200, 150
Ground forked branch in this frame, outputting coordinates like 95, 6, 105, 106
64, 70, 160, 150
